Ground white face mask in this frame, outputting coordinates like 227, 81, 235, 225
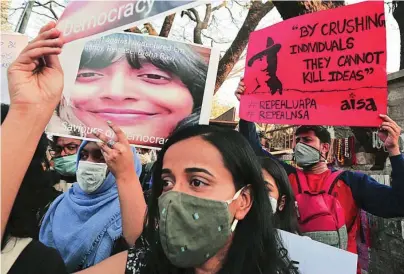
269, 196, 278, 214
76, 161, 108, 194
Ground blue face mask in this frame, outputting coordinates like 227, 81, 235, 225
54, 154, 77, 176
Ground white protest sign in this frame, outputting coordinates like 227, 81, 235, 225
1, 33, 29, 104
279, 230, 358, 274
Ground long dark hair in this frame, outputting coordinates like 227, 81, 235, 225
1, 104, 61, 250
259, 157, 300, 235
142, 125, 298, 274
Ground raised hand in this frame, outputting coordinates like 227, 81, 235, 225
378, 114, 402, 156
235, 78, 245, 101
7, 21, 64, 108
95, 122, 137, 180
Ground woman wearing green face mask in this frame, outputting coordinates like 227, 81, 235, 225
78, 125, 298, 274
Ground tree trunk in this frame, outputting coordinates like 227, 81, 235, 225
393, 1, 404, 70
272, 0, 344, 19
16, 0, 34, 34
159, 14, 176, 37
214, 1, 274, 92
192, 4, 212, 45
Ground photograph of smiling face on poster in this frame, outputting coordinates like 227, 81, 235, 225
46, 32, 218, 148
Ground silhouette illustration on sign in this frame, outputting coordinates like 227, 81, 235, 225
247, 37, 282, 95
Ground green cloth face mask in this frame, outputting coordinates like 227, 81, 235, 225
54, 154, 77, 176
158, 188, 245, 268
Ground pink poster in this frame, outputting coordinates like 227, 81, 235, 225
240, 1, 387, 127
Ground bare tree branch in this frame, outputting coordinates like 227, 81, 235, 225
34, 1, 59, 19
201, 32, 232, 45
181, 10, 196, 22
159, 13, 176, 37
188, 8, 201, 23
225, 6, 238, 25
212, 1, 227, 12
41, 0, 65, 8
31, 10, 56, 20
143, 23, 158, 35
201, 4, 212, 28
124, 26, 142, 33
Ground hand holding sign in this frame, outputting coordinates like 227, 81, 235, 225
378, 114, 402, 156
7, 22, 64, 108
95, 121, 137, 179
235, 78, 245, 101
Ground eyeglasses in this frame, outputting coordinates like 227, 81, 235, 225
50, 144, 80, 158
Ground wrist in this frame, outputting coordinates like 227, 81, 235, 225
9, 103, 56, 119
115, 169, 137, 183
388, 146, 401, 157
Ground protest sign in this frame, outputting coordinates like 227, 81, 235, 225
240, 1, 387, 127
57, 0, 199, 43
278, 230, 358, 274
46, 32, 219, 149
1, 33, 28, 104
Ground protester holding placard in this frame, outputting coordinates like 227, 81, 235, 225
1, 22, 67, 274
39, 134, 144, 272
236, 79, 404, 257
46, 32, 214, 148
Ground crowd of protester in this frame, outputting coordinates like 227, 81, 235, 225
1, 21, 404, 274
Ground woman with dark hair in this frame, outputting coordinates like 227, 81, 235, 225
50, 32, 209, 147
259, 157, 300, 234
77, 124, 298, 274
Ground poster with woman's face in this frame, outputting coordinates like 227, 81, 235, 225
46, 32, 219, 148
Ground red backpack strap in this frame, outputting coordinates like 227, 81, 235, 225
295, 169, 310, 194
322, 170, 345, 194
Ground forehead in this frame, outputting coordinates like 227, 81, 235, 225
82, 142, 99, 152
57, 137, 82, 146
163, 137, 226, 172
296, 130, 317, 139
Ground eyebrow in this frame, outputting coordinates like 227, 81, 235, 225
185, 167, 214, 177
161, 167, 215, 177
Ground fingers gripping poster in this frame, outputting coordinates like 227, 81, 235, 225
46, 32, 219, 148
240, 1, 387, 127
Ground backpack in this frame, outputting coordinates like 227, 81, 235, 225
294, 169, 348, 250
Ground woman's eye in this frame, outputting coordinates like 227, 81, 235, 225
138, 74, 171, 84
80, 153, 88, 160
162, 179, 174, 190
76, 71, 104, 82
190, 179, 206, 188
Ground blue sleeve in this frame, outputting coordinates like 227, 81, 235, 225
342, 154, 404, 218
239, 119, 296, 175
